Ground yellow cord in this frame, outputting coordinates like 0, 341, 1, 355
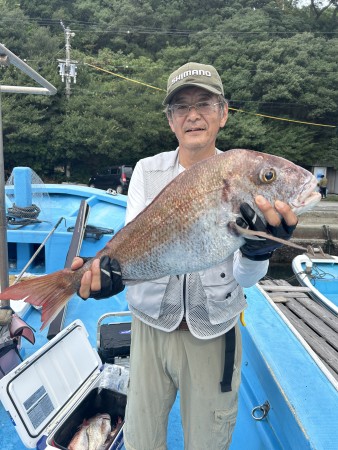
229, 107, 336, 128
84, 62, 336, 129
240, 311, 246, 327
84, 62, 165, 92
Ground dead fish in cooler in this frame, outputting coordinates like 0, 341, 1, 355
87, 413, 111, 450
0, 149, 321, 329
103, 417, 123, 450
68, 413, 111, 450
68, 422, 89, 450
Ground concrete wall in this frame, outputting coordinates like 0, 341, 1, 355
327, 167, 338, 194
271, 202, 338, 263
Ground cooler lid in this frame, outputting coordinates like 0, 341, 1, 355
0, 320, 101, 448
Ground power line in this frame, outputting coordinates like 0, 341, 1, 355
1, 16, 338, 36
21, 57, 338, 76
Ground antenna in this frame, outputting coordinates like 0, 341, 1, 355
58, 21, 78, 99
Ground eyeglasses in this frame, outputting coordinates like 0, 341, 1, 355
169, 101, 222, 117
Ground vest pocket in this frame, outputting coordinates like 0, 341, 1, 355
199, 262, 246, 325
126, 276, 170, 319
206, 284, 247, 325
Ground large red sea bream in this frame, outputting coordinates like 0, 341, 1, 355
0, 150, 321, 329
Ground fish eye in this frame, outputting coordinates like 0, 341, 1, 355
260, 168, 276, 184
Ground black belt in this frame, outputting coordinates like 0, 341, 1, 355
176, 317, 189, 331
220, 326, 236, 393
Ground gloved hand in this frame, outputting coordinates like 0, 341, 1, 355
78, 256, 125, 299
236, 203, 297, 261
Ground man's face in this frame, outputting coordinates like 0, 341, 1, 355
168, 87, 228, 152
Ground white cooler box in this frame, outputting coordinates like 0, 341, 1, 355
0, 320, 127, 449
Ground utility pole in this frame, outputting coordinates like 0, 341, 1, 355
58, 21, 77, 99
58, 22, 78, 177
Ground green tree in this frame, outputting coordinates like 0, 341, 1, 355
0, 0, 337, 178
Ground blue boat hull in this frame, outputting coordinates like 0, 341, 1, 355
2, 286, 338, 449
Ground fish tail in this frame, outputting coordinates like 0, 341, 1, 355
0, 269, 77, 330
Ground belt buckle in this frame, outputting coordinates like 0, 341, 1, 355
177, 318, 189, 331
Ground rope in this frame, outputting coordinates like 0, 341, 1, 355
323, 225, 335, 254
7, 204, 42, 227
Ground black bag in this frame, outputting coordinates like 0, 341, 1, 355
98, 322, 131, 364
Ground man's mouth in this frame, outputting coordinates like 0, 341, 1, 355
185, 127, 205, 133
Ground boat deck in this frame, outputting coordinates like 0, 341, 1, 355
259, 279, 338, 383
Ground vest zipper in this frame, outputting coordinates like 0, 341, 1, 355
183, 274, 187, 317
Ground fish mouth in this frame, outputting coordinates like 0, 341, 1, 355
290, 176, 321, 212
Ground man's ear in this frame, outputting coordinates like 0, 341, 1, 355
168, 115, 176, 133
220, 104, 228, 128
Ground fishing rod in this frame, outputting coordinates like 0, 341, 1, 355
13, 217, 65, 285
47, 200, 90, 340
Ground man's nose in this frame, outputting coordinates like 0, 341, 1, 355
186, 105, 200, 117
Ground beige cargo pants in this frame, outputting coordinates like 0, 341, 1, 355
123, 317, 242, 450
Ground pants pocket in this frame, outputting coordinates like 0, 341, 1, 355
212, 402, 238, 450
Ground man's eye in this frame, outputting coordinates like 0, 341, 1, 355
176, 105, 187, 110
197, 101, 211, 108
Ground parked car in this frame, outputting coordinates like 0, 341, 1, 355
88, 165, 133, 194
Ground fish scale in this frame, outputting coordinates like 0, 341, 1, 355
0, 149, 321, 329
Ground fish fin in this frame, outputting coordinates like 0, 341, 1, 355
0, 270, 77, 330
229, 221, 307, 251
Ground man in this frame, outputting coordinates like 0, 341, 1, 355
73, 62, 297, 449
318, 174, 328, 199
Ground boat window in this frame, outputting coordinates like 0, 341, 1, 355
8, 243, 17, 270
30, 243, 46, 272
7, 243, 46, 274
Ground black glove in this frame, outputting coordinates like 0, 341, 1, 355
79, 256, 125, 299
236, 203, 297, 261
